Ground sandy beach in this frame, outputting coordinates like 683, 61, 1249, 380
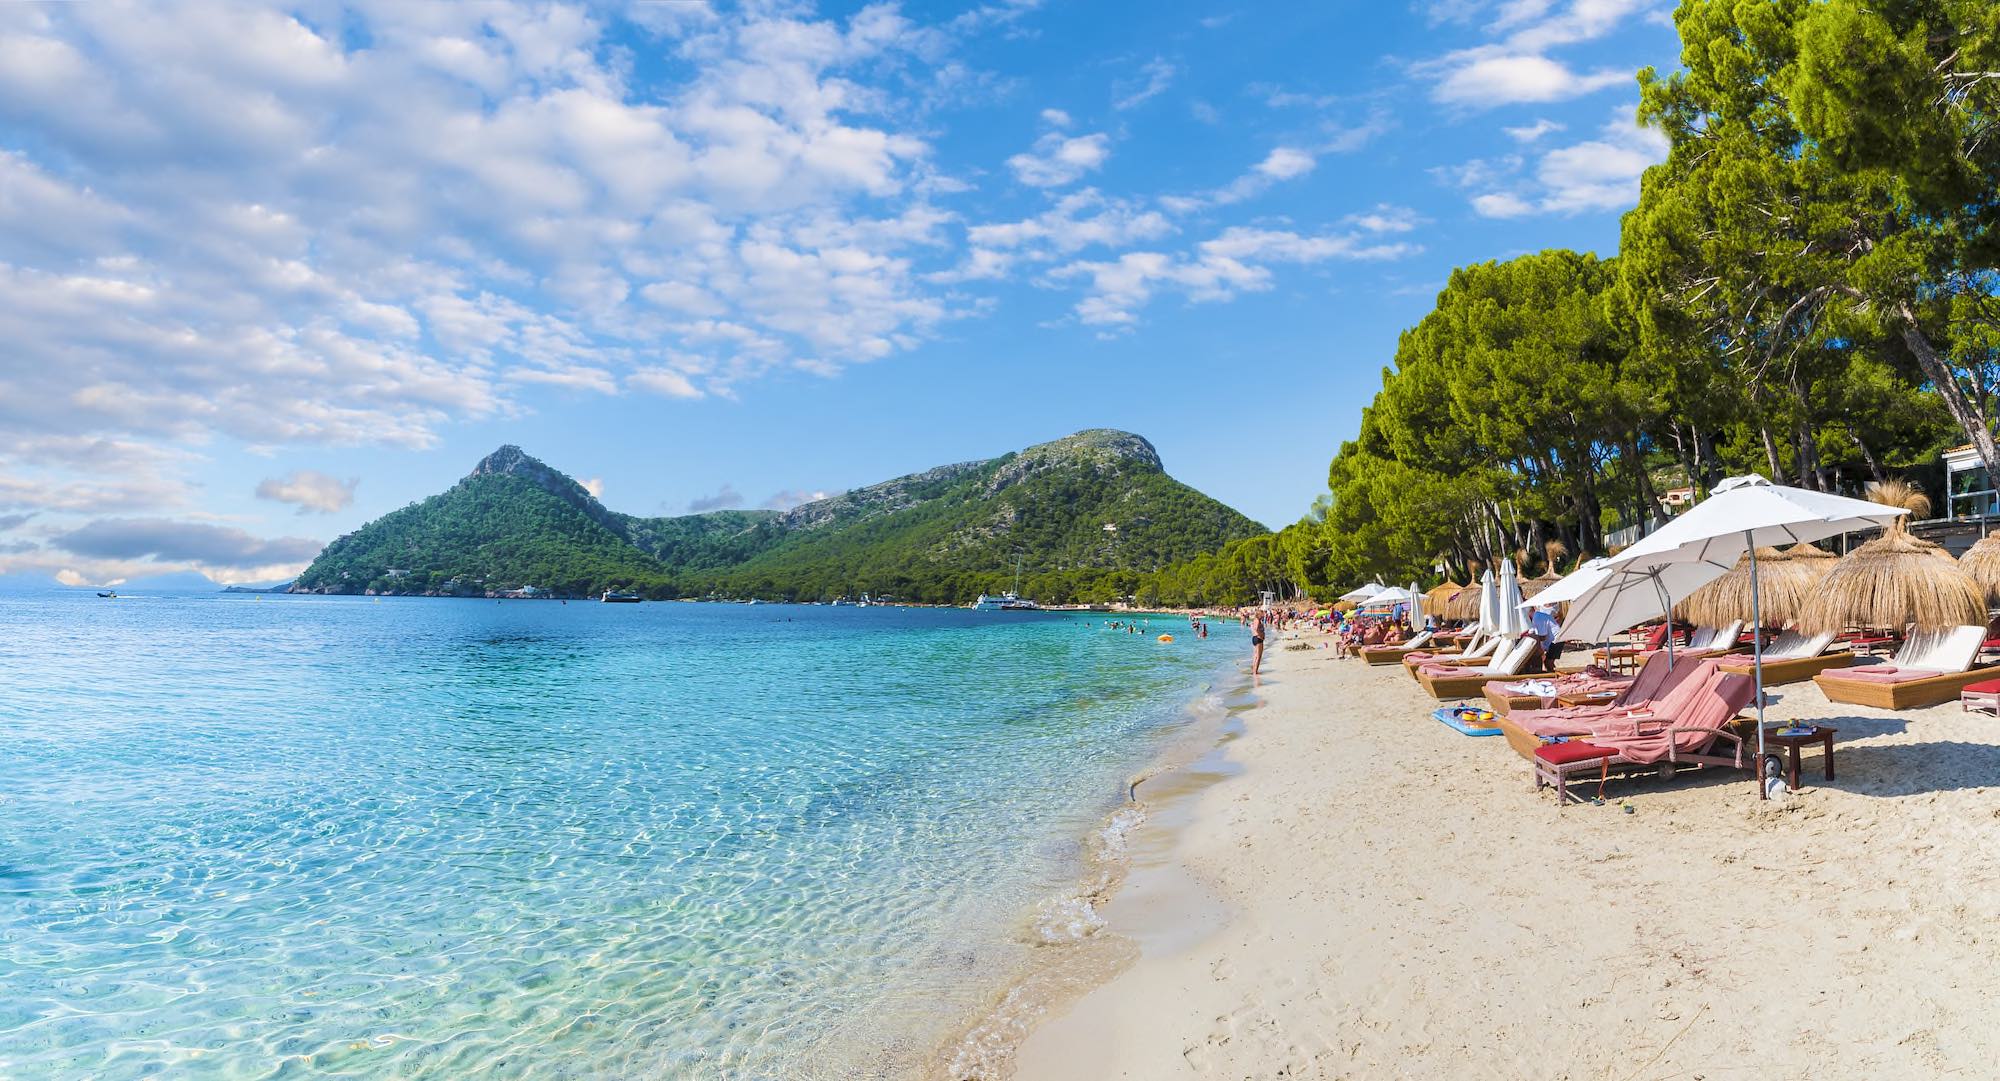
1013, 630, 2000, 1079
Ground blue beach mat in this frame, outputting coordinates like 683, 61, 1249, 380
1432, 706, 1502, 737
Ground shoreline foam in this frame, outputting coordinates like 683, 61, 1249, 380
927, 667, 1257, 1080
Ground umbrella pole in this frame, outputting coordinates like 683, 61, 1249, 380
1651, 572, 1676, 670
1749, 533, 1768, 799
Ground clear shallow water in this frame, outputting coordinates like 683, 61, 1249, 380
0, 593, 1236, 1078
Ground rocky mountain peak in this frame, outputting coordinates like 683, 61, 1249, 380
467, 445, 602, 508
988, 429, 1162, 493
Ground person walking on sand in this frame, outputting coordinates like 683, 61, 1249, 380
1247, 608, 1268, 675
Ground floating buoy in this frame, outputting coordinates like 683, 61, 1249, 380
1157, 634, 1174, 642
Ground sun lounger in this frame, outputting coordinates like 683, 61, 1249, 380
1495, 653, 1706, 762
1481, 663, 1640, 716
1483, 682, 1552, 715
1359, 629, 1436, 665
1432, 621, 1481, 648
1716, 631, 1850, 685
1417, 638, 1552, 699
1530, 666, 1760, 804
1814, 625, 2000, 709
1593, 621, 1744, 669
1592, 622, 1679, 666
1401, 634, 1499, 677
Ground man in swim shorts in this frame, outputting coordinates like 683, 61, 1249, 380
1247, 607, 1267, 675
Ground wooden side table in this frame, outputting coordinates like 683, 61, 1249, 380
1762, 726, 1836, 793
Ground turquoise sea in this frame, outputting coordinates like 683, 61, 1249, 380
0, 593, 1239, 1078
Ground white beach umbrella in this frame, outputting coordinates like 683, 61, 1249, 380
1339, 582, 1385, 603
1526, 557, 1614, 609
1601, 474, 1910, 790
1476, 569, 1497, 634
1408, 580, 1424, 624
1555, 560, 1720, 665
1494, 559, 1527, 638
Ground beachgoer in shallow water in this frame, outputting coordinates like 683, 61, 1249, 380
1247, 608, 1267, 674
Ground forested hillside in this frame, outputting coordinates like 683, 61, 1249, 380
291, 431, 1271, 604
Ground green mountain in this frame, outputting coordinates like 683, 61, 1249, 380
292, 430, 1264, 603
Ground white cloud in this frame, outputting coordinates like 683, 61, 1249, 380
1503, 117, 1565, 142
628, 367, 706, 400
1465, 106, 1666, 217
1414, 0, 1650, 108
1471, 191, 1536, 217
1430, 155, 1524, 189
1163, 144, 1325, 212
1255, 147, 1318, 181
582, 476, 604, 498
1433, 54, 1629, 106
1113, 57, 1176, 110
763, 488, 830, 510
0, 0, 979, 483
1040, 107, 1072, 127
1533, 113, 1668, 211
1344, 204, 1426, 233
255, 470, 358, 513
1050, 224, 1419, 328
966, 189, 1174, 259
1007, 131, 1112, 187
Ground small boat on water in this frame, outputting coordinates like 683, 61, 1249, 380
600, 590, 642, 603
972, 592, 1042, 612
97, 591, 116, 599
973, 554, 1041, 611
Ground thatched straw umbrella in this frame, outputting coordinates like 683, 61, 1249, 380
1675, 547, 1797, 627
1959, 533, 2000, 607
1424, 581, 1463, 614
1442, 585, 1482, 622
1518, 568, 1562, 600
1794, 530, 1986, 634
1778, 540, 1839, 586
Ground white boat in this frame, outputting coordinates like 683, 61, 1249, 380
974, 554, 1040, 611
973, 591, 1041, 612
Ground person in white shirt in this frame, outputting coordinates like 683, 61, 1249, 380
1529, 604, 1563, 666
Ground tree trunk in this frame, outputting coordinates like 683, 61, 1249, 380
1691, 426, 1713, 495
1898, 300, 2000, 481
1629, 436, 1658, 522
1847, 428, 1886, 485
1759, 421, 1784, 482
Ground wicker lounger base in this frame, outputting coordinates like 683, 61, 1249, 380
1403, 654, 1486, 680
1420, 669, 1557, 701
1482, 684, 1546, 715
1814, 664, 2000, 710
1360, 645, 1426, 665
1716, 652, 1855, 686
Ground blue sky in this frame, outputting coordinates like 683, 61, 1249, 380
0, 0, 1678, 585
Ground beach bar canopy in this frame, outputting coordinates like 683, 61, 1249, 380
1600, 474, 1908, 789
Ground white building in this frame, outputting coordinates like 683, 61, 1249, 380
1945, 444, 1997, 517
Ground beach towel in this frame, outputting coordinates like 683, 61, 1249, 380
1511, 658, 1715, 738
1591, 671, 1754, 764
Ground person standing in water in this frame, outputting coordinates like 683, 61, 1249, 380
1247, 607, 1268, 675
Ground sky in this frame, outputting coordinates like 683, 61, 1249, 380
0, 0, 1679, 586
